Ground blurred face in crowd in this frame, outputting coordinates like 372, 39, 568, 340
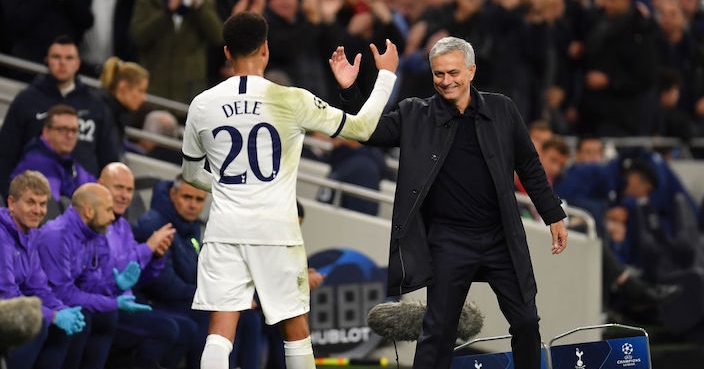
116, 78, 149, 112
8, 190, 48, 234
88, 191, 115, 234
170, 182, 207, 222
602, 0, 631, 17
658, 0, 686, 36
529, 127, 552, 157
43, 113, 80, 156
540, 147, 569, 181
623, 172, 653, 199
431, 50, 476, 112
268, 0, 298, 22
456, 0, 484, 17
575, 139, 604, 164
46, 43, 80, 85
99, 165, 135, 216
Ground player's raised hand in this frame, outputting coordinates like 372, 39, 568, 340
329, 46, 361, 90
370, 39, 398, 74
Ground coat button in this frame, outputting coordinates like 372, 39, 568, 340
431, 154, 438, 161
394, 225, 402, 230
412, 189, 419, 195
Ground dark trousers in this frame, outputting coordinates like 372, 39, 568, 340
65, 310, 118, 369
413, 223, 541, 369
110, 310, 194, 369
6, 320, 73, 369
231, 309, 263, 369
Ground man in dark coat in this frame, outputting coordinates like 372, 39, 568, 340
332, 36, 568, 369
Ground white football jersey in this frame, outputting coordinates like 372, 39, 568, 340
182, 71, 396, 245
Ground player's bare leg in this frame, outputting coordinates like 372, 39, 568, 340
280, 313, 315, 369
201, 311, 240, 369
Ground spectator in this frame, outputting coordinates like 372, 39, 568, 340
1, 171, 86, 369
0, 35, 119, 200
96, 56, 150, 154
528, 120, 553, 157
96, 163, 192, 369
1, 0, 93, 75
130, 0, 223, 103
35, 183, 131, 369
80, 0, 138, 77
574, 134, 605, 164
10, 104, 96, 201
264, 0, 338, 102
132, 175, 243, 369
653, 68, 695, 150
134, 110, 183, 165
655, 0, 704, 125
577, 0, 659, 136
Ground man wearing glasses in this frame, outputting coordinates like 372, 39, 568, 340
10, 104, 96, 201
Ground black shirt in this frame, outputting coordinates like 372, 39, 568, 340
422, 92, 501, 231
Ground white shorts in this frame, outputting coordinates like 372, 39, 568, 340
192, 242, 310, 325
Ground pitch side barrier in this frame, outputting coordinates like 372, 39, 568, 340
449, 324, 650, 369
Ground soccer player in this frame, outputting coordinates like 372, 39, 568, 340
180, 11, 398, 369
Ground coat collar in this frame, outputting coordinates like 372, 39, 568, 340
431, 85, 492, 126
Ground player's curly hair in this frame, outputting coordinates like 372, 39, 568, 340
223, 11, 268, 58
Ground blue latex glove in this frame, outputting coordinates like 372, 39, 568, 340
117, 295, 152, 313
54, 306, 85, 335
113, 261, 141, 291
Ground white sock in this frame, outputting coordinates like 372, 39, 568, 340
201, 334, 233, 369
284, 336, 316, 369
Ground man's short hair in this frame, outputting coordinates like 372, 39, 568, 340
222, 11, 268, 58
428, 36, 475, 67
172, 174, 185, 192
623, 159, 659, 189
542, 136, 570, 157
51, 34, 76, 48
576, 133, 602, 152
9, 170, 52, 199
44, 104, 78, 128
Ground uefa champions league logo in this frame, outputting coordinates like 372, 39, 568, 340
575, 348, 586, 369
621, 343, 634, 356
616, 341, 643, 367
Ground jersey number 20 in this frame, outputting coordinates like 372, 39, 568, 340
212, 123, 282, 184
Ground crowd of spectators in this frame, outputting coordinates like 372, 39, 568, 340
2, 0, 704, 366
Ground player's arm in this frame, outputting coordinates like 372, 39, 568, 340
181, 102, 213, 193
326, 40, 398, 141
182, 158, 212, 193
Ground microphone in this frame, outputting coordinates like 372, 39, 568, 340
0, 296, 44, 353
367, 300, 484, 342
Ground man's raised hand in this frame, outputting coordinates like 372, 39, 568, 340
329, 46, 361, 90
370, 39, 399, 74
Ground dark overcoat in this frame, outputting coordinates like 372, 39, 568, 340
365, 86, 566, 302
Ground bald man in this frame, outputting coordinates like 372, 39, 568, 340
96, 162, 196, 369
35, 182, 143, 369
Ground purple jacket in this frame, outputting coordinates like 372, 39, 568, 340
35, 206, 118, 313
11, 136, 96, 200
0, 208, 67, 323
105, 217, 166, 292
